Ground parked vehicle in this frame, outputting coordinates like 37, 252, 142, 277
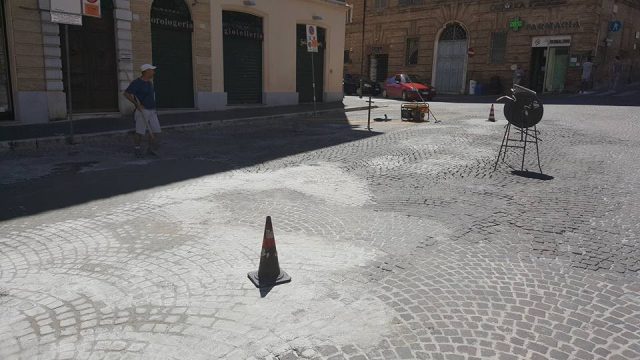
343, 74, 382, 96
383, 74, 436, 101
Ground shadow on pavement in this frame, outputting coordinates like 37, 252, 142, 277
511, 170, 555, 181
0, 111, 381, 221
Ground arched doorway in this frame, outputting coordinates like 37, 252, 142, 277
434, 23, 468, 94
222, 11, 263, 104
61, 0, 118, 112
151, 0, 194, 108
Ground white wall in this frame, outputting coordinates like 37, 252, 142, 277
211, 0, 347, 105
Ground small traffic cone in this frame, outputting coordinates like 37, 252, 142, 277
248, 216, 291, 288
488, 104, 496, 122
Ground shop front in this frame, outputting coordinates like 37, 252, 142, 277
222, 11, 264, 105
529, 35, 572, 93
151, 0, 195, 109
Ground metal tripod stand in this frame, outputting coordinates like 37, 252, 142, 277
494, 123, 542, 173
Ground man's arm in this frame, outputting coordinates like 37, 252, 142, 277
124, 91, 144, 109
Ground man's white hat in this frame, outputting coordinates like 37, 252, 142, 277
140, 64, 157, 72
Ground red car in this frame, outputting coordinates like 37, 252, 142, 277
383, 74, 436, 101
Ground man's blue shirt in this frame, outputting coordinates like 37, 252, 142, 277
126, 78, 156, 109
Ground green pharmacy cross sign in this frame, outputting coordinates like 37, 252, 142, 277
510, 17, 524, 31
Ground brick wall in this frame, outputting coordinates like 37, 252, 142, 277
345, 0, 603, 92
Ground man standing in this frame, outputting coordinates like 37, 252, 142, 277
580, 57, 593, 94
124, 64, 161, 156
610, 56, 622, 91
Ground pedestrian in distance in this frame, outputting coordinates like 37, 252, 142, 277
580, 57, 594, 94
124, 64, 162, 157
610, 56, 622, 92
512, 64, 525, 86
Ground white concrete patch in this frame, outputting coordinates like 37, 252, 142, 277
154, 163, 372, 207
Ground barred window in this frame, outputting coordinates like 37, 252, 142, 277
406, 38, 419, 65
374, 0, 388, 10
490, 32, 507, 64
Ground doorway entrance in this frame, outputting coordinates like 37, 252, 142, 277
529, 36, 571, 93
151, 0, 194, 108
60, 0, 118, 113
368, 54, 388, 82
434, 23, 467, 94
296, 24, 325, 103
223, 11, 263, 105
0, 0, 13, 120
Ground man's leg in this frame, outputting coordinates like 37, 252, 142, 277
134, 111, 146, 156
147, 110, 162, 154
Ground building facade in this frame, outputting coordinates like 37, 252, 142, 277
344, 0, 640, 94
1, 0, 346, 124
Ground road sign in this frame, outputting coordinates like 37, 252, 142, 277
306, 25, 318, 53
50, 0, 82, 25
609, 20, 622, 33
83, 0, 102, 18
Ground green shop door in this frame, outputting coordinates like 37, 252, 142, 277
151, 0, 194, 108
296, 25, 325, 103
223, 11, 263, 105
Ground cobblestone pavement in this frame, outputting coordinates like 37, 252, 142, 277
1, 100, 640, 360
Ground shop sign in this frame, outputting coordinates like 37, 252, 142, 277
531, 35, 571, 47
509, 17, 524, 31
223, 22, 263, 40
82, 0, 101, 18
524, 20, 581, 31
151, 6, 193, 32
491, 0, 567, 12
50, 0, 82, 25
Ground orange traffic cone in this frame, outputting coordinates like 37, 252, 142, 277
488, 104, 496, 122
248, 216, 291, 288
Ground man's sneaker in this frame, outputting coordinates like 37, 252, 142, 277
147, 147, 159, 157
134, 146, 143, 158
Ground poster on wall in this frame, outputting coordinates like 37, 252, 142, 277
83, 0, 101, 18
306, 25, 318, 53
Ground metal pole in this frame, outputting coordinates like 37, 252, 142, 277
310, 51, 317, 117
359, 0, 367, 94
367, 94, 372, 131
64, 24, 74, 144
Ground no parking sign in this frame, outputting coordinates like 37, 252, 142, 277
83, 0, 102, 18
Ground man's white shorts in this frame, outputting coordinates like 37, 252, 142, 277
134, 109, 161, 135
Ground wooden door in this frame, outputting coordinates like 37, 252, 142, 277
60, 0, 119, 112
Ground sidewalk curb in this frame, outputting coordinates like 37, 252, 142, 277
0, 105, 375, 152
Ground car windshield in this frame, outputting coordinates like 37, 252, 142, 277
406, 75, 423, 84
403, 75, 415, 83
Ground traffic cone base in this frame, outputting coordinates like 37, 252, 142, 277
248, 216, 291, 288
248, 269, 291, 288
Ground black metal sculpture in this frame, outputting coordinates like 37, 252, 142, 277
494, 84, 544, 173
